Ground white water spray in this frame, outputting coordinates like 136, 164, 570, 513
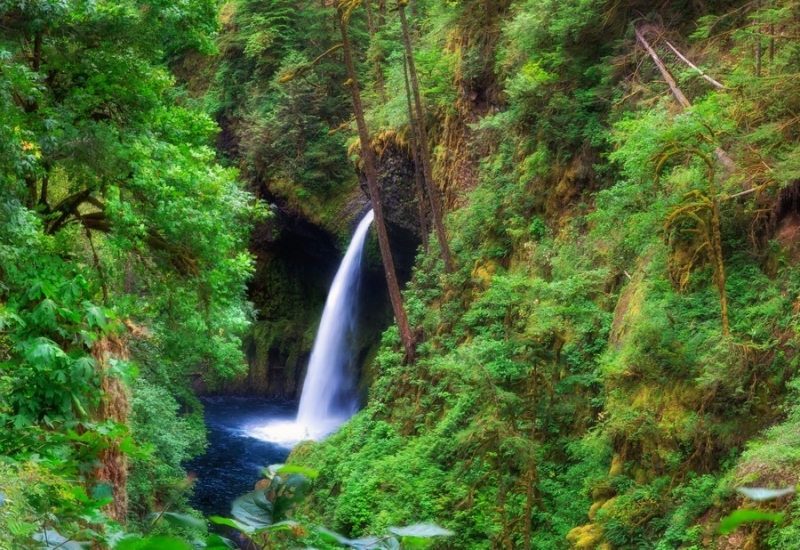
246, 210, 374, 446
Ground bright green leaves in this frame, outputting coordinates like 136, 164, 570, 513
20, 336, 66, 365
0, 257, 118, 431
717, 484, 796, 537
209, 464, 454, 549
316, 522, 454, 549
718, 510, 784, 535
115, 535, 193, 550
0, 1, 259, 548
84, 303, 113, 332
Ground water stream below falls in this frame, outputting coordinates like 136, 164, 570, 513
185, 397, 295, 518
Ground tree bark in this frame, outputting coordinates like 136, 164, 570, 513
398, 2, 454, 273
337, 4, 416, 361
403, 53, 429, 252
91, 336, 131, 523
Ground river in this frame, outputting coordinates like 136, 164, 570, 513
185, 396, 297, 518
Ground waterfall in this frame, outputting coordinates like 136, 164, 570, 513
246, 209, 373, 446
296, 209, 373, 435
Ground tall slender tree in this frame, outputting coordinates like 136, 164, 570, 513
403, 53, 430, 252
337, 1, 416, 360
398, 0, 454, 273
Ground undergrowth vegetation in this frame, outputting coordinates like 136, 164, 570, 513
3, 0, 800, 548
282, 0, 800, 548
0, 0, 259, 546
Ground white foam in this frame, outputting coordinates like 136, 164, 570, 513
243, 418, 345, 448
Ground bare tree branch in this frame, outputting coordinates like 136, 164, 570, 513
635, 26, 735, 173
663, 39, 724, 89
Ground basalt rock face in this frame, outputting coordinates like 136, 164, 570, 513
367, 142, 427, 282
374, 143, 427, 241
236, 211, 340, 398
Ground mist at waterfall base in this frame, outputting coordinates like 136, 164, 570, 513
245, 209, 375, 447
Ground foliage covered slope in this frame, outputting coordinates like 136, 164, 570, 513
275, 0, 800, 548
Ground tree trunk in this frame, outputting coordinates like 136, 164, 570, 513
337, 5, 415, 361
635, 26, 735, 173
398, 3, 454, 272
663, 39, 724, 89
403, 53, 429, 252
92, 336, 131, 523
706, 166, 730, 335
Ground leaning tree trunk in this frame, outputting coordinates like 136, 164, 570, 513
403, 53, 429, 252
337, 4, 415, 361
634, 26, 735, 173
398, 1, 454, 273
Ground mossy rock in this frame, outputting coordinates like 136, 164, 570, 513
566, 523, 608, 549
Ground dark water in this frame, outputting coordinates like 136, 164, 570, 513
185, 396, 297, 518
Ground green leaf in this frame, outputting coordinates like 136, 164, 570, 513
230, 489, 273, 528
736, 486, 796, 501
115, 535, 193, 550
23, 337, 66, 366
317, 526, 356, 544
387, 524, 454, 538
32, 298, 58, 327
160, 511, 206, 530
209, 516, 254, 534
0, 310, 24, 330
84, 304, 109, 331
203, 534, 237, 549
271, 463, 320, 479
718, 509, 784, 535
91, 482, 114, 503
317, 527, 382, 548
252, 520, 299, 535
271, 473, 311, 521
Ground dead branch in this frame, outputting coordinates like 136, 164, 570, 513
635, 26, 690, 108
663, 39, 724, 89
635, 26, 736, 173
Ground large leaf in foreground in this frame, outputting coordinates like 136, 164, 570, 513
718, 509, 784, 535
270, 473, 312, 521
736, 487, 796, 501
231, 489, 274, 528
387, 524, 454, 538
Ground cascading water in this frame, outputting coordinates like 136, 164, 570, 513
246, 209, 374, 446
296, 209, 373, 434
